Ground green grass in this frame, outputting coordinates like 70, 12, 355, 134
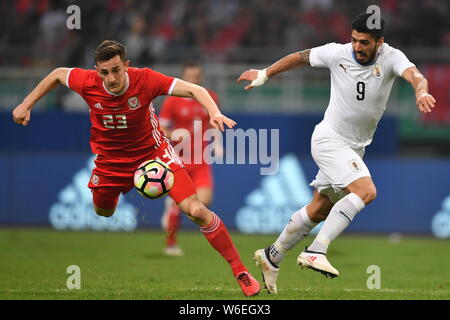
0, 228, 449, 300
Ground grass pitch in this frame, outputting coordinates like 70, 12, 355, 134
0, 228, 449, 300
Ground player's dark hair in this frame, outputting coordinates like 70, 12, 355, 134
94, 40, 127, 64
351, 12, 385, 41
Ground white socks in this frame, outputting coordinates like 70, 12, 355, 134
267, 193, 366, 266
268, 206, 317, 266
308, 193, 365, 254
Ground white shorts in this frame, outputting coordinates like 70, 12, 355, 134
309, 121, 371, 203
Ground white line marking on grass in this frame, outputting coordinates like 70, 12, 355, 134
343, 288, 450, 294
288, 287, 450, 294
2, 287, 242, 294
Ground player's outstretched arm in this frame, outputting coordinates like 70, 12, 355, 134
12, 68, 70, 126
402, 67, 436, 113
170, 79, 236, 132
237, 49, 311, 90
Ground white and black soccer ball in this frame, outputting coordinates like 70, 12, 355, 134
134, 160, 174, 199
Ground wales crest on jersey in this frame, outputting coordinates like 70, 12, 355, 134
128, 96, 141, 110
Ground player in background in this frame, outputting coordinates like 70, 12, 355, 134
12, 40, 260, 297
158, 62, 221, 256
237, 13, 436, 294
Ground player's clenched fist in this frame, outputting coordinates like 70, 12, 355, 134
12, 103, 31, 126
416, 92, 436, 113
237, 69, 268, 90
210, 113, 237, 132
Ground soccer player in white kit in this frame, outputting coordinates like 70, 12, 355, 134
237, 13, 436, 294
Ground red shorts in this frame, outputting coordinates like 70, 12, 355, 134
185, 163, 214, 189
90, 142, 197, 209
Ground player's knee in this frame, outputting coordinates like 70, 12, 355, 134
92, 189, 119, 217
357, 185, 377, 205
308, 206, 331, 222
365, 186, 377, 204
189, 202, 209, 221
347, 178, 377, 205
316, 207, 331, 221
307, 200, 333, 223
182, 199, 209, 223
94, 206, 116, 217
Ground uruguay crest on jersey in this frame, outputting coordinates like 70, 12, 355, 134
347, 158, 362, 172
372, 64, 383, 79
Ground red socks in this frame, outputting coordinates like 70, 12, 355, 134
200, 213, 247, 276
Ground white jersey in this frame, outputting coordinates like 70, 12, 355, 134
309, 42, 415, 148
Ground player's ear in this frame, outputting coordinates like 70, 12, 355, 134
94, 64, 104, 77
376, 36, 384, 48
124, 60, 130, 70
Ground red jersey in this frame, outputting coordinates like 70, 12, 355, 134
159, 91, 218, 165
67, 67, 176, 160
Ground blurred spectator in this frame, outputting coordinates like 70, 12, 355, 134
123, 15, 148, 63
37, 1, 68, 65
0, 0, 448, 66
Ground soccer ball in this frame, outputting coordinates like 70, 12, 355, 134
134, 160, 174, 199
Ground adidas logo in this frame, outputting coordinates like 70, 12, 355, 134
235, 154, 322, 234
431, 194, 450, 238
307, 255, 317, 262
48, 155, 138, 231
94, 102, 103, 109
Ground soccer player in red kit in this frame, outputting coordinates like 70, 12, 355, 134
159, 62, 220, 256
12, 40, 260, 297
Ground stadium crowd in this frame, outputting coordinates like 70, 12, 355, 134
0, 0, 449, 66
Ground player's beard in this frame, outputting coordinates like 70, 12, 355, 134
354, 47, 377, 65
